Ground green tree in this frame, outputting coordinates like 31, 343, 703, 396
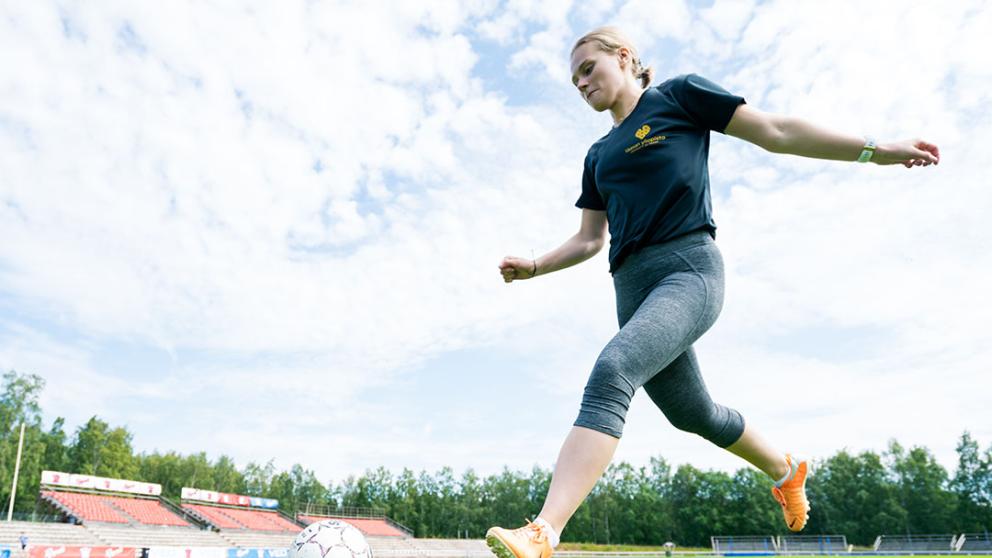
66, 417, 137, 478
482, 467, 536, 539
0, 370, 44, 432
42, 418, 68, 472
951, 432, 992, 531
268, 464, 328, 513
212, 455, 246, 493
807, 449, 906, 544
137, 451, 184, 495
886, 441, 955, 534
666, 464, 736, 546
723, 468, 780, 536
243, 460, 276, 496
0, 370, 48, 513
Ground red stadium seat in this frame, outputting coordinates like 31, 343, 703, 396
219, 507, 298, 532
108, 497, 190, 526
43, 491, 190, 527
298, 515, 407, 537
43, 491, 129, 524
182, 504, 245, 529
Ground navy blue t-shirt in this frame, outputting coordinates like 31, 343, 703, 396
575, 74, 745, 272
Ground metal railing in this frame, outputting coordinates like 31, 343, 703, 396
297, 503, 387, 519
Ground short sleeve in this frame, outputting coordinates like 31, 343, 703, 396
575, 151, 605, 210
673, 74, 746, 133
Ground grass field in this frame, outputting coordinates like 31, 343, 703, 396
554, 543, 972, 558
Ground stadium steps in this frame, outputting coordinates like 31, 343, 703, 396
183, 503, 246, 529
182, 503, 300, 533
159, 495, 211, 528
41, 491, 130, 524
106, 496, 191, 527
83, 523, 230, 547
298, 515, 410, 537
219, 529, 295, 548
0, 520, 102, 546
368, 538, 490, 558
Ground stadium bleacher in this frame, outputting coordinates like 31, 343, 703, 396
874, 533, 956, 552
42, 491, 131, 524
779, 534, 848, 553
370, 537, 490, 558
107, 497, 191, 527
219, 506, 299, 531
0, 520, 102, 546
82, 523, 228, 547
40, 490, 193, 528
182, 503, 298, 532
298, 514, 409, 537
182, 503, 244, 529
711, 535, 777, 553
221, 530, 295, 549
959, 532, 992, 551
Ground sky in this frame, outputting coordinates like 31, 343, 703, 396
1, 0, 990, 490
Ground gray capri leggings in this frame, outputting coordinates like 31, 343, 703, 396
573, 230, 745, 447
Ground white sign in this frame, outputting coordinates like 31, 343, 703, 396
147, 548, 227, 558
41, 471, 162, 496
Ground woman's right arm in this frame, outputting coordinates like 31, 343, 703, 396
499, 209, 608, 283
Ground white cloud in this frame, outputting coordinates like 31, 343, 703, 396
1, 0, 990, 485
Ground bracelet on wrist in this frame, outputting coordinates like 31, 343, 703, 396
857, 137, 877, 163
531, 259, 538, 277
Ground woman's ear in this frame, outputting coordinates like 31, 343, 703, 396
617, 46, 630, 68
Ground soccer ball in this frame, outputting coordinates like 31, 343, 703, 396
291, 519, 373, 558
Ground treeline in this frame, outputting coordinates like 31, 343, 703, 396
2, 370, 991, 546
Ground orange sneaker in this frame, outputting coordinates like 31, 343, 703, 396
486, 521, 553, 558
771, 454, 810, 532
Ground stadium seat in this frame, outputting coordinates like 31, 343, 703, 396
182, 504, 245, 529
107, 497, 190, 526
779, 535, 848, 553
182, 503, 298, 532
959, 533, 992, 552
874, 534, 955, 552
220, 507, 299, 532
298, 515, 408, 537
42, 491, 130, 524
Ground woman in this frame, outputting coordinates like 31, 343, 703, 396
486, 27, 939, 558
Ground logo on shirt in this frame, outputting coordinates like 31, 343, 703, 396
625, 122, 666, 154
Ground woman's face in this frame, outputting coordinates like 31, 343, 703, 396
570, 42, 630, 112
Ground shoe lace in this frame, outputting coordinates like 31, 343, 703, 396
517, 518, 547, 544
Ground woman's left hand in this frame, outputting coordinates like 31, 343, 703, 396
874, 139, 940, 168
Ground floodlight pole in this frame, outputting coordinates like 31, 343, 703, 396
6, 423, 26, 521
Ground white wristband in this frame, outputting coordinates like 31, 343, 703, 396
857, 137, 877, 163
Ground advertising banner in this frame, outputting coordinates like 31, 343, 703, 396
27, 546, 138, 558
42, 471, 161, 496
181, 487, 278, 509
248, 497, 279, 509
147, 547, 228, 558
225, 550, 289, 558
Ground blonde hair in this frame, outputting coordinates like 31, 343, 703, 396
572, 26, 653, 88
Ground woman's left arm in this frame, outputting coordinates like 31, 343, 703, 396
724, 104, 940, 168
